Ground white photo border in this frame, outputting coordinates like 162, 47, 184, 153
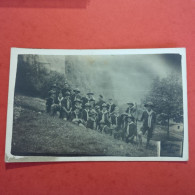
5, 48, 188, 162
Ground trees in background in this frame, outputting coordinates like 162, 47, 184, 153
143, 73, 183, 137
15, 55, 66, 98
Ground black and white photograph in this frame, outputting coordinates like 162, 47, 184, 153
5, 48, 188, 162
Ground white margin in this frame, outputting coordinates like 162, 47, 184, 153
5, 48, 188, 162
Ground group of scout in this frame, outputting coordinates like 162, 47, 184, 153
46, 82, 156, 147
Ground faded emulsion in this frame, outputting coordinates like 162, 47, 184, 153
5, 48, 187, 162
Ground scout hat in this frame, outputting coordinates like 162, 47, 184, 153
85, 103, 90, 107
89, 97, 95, 102
126, 114, 134, 120
121, 112, 128, 116
102, 103, 107, 107
74, 99, 82, 103
73, 88, 80, 93
48, 90, 56, 95
87, 92, 94, 95
127, 102, 134, 106
65, 91, 70, 96
144, 102, 154, 107
75, 105, 82, 110
90, 109, 97, 115
95, 105, 100, 109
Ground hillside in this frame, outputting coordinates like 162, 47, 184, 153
12, 94, 157, 157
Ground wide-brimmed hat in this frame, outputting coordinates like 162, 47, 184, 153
48, 90, 56, 95
102, 103, 107, 107
121, 112, 128, 116
74, 99, 82, 103
85, 103, 90, 107
87, 92, 94, 95
75, 105, 82, 110
95, 105, 100, 109
89, 97, 95, 102
65, 91, 70, 96
144, 102, 154, 107
126, 114, 134, 120
73, 88, 80, 93
90, 109, 97, 115
127, 102, 134, 106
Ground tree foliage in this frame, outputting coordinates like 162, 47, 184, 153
144, 73, 183, 122
15, 55, 66, 98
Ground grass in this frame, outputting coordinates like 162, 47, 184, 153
12, 94, 158, 157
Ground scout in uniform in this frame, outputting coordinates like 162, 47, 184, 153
125, 102, 137, 121
82, 92, 94, 107
61, 82, 70, 97
89, 97, 96, 110
71, 105, 85, 127
96, 95, 105, 110
82, 103, 91, 127
46, 90, 55, 113
111, 107, 123, 139
95, 105, 101, 130
61, 91, 72, 120
125, 115, 137, 144
120, 112, 128, 141
98, 103, 110, 127
99, 121, 113, 135
87, 109, 97, 130
110, 107, 120, 128
71, 88, 81, 109
107, 98, 116, 116
73, 99, 82, 111
140, 102, 156, 148
51, 91, 63, 117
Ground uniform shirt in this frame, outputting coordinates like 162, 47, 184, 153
126, 122, 137, 137
110, 114, 121, 127
82, 109, 90, 122
141, 110, 156, 129
61, 97, 72, 111
71, 111, 82, 121
107, 103, 116, 114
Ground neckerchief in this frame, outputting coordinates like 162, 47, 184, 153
146, 110, 153, 128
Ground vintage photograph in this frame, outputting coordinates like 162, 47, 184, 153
5, 48, 188, 162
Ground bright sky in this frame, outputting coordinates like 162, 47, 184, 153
37, 54, 182, 105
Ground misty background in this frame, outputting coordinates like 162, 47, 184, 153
35, 54, 182, 106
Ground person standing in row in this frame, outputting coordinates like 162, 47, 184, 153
96, 95, 105, 110
126, 102, 137, 120
125, 115, 137, 143
61, 82, 70, 97
87, 109, 97, 130
82, 103, 91, 127
61, 91, 72, 120
71, 105, 84, 127
107, 98, 116, 116
82, 92, 94, 107
71, 88, 81, 109
140, 102, 156, 148
98, 103, 110, 127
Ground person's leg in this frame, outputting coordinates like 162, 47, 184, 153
146, 128, 153, 148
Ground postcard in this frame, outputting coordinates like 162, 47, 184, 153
5, 48, 188, 162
